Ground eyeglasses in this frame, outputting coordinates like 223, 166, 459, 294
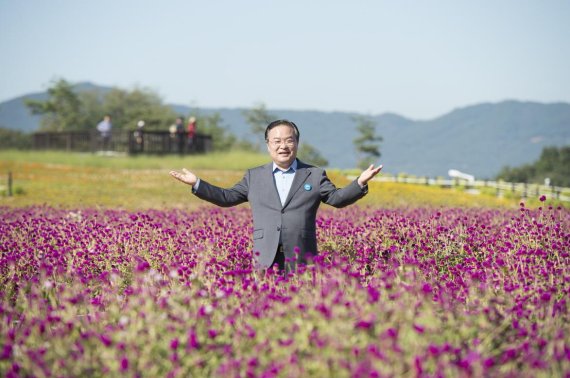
267, 139, 297, 148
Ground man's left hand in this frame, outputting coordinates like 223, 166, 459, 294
357, 164, 383, 187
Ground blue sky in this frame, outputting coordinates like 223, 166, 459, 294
1, 0, 569, 120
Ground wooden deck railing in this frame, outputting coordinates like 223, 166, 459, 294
32, 130, 212, 155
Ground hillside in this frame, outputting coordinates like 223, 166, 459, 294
1, 83, 569, 178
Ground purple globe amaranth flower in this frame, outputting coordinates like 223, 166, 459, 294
248, 357, 259, 368
540, 292, 551, 302
170, 338, 179, 350
186, 330, 200, 351
1, 344, 13, 360
99, 334, 113, 347
366, 344, 385, 360
414, 355, 424, 375
384, 327, 398, 340
412, 323, 425, 334
427, 344, 441, 357
483, 357, 495, 368
120, 357, 129, 371
7, 363, 20, 378
315, 303, 332, 319
169, 351, 179, 363
208, 329, 218, 339
355, 320, 374, 330
367, 285, 380, 303
278, 338, 293, 346
422, 283, 433, 294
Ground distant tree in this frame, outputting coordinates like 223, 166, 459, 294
189, 111, 236, 151
352, 115, 382, 170
25, 78, 84, 131
298, 143, 328, 167
77, 91, 105, 130
242, 102, 276, 134
241, 105, 327, 164
26, 78, 177, 132
242, 102, 276, 148
100, 87, 175, 130
496, 164, 535, 183
0, 127, 32, 149
496, 146, 570, 186
232, 138, 258, 152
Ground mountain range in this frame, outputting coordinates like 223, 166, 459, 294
1, 83, 569, 179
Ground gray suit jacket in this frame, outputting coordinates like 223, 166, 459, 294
194, 159, 368, 269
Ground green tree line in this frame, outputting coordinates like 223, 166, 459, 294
496, 146, 570, 187
0, 128, 32, 149
20, 78, 240, 152
26, 78, 177, 132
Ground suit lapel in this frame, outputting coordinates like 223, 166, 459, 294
283, 160, 311, 209
265, 163, 283, 206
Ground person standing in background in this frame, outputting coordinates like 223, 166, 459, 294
96, 115, 112, 151
175, 116, 185, 155
134, 120, 145, 152
186, 116, 197, 153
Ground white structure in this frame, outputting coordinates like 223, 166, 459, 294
448, 169, 475, 182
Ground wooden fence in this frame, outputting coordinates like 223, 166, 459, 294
32, 130, 212, 155
355, 175, 570, 202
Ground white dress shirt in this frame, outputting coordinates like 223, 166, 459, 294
272, 160, 297, 206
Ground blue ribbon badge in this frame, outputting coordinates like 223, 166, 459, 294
304, 183, 312, 191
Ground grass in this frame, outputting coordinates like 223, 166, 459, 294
0, 149, 548, 210
0, 149, 270, 170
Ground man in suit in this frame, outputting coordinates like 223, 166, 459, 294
170, 119, 382, 271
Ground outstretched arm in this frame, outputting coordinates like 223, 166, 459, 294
170, 168, 249, 207
357, 164, 383, 187
170, 168, 198, 187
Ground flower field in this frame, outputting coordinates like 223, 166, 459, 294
1, 201, 569, 377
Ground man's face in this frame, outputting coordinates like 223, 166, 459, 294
266, 125, 298, 169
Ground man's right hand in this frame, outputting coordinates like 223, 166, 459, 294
169, 168, 197, 186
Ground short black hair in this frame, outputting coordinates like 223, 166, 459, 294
264, 119, 300, 141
